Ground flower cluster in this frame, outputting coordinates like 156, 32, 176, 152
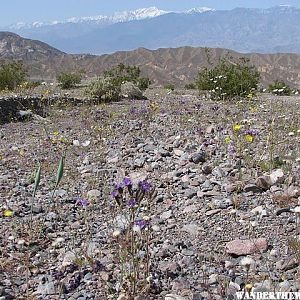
76, 198, 89, 207
227, 124, 259, 144
111, 177, 154, 209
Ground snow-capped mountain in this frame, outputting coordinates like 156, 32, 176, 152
6, 7, 170, 29
5, 6, 214, 30
4, 6, 299, 55
186, 7, 215, 14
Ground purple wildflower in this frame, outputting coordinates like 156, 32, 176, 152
244, 129, 259, 136
116, 182, 124, 189
65, 263, 78, 274
130, 106, 138, 115
135, 219, 149, 229
127, 199, 137, 208
76, 199, 89, 207
123, 177, 132, 186
111, 190, 118, 198
138, 180, 152, 192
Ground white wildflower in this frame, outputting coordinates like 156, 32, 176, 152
112, 229, 121, 237
240, 257, 255, 269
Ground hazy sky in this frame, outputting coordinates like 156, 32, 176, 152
1, 0, 300, 26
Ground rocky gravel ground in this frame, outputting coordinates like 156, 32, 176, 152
0, 89, 300, 300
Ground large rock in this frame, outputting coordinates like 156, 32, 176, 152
270, 169, 284, 185
226, 238, 268, 256
255, 176, 272, 190
255, 169, 284, 190
120, 82, 144, 99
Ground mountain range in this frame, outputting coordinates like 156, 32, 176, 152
1, 31, 300, 87
2, 6, 300, 54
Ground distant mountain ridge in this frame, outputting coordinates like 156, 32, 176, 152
3, 6, 215, 30
1, 32, 300, 88
2, 6, 300, 54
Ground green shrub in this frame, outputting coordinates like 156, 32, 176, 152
0, 61, 27, 91
57, 71, 83, 89
184, 83, 196, 90
196, 57, 260, 100
84, 76, 119, 101
104, 63, 151, 91
268, 80, 292, 96
85, 64, 151, 100
164, 84, 175, 91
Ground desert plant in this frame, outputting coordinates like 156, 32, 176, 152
268, 80, 292, 96
0, 61, 27, 90
104, 63, 151, 91
85, 76, 120, 101
196, 57, 260, 100
110, 177, 157, 298
86, 64, 151, 101
164, 83, 175, 91
57, 71, 83, 89
184, 83, 196, 90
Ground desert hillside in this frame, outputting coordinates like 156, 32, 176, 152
1, 32, 300, 87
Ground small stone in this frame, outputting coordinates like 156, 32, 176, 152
54, 189, 67, 197
183, 205, 198, 213
206, 209, 221, 216
165, 294, 186, 300
208, 274, 218, 285
255, 176, 272, 190
37, 281, 55, 295
129, 172, 147, 185
190, 151, 206, 164
62, 251, 76, 266
226, 238, 268, 256
87, 189, 101, 199
270, 169, 284, 185
243, 184, 262, 193
202, 165, 212, 175
212, 198, 232, 209
161, 210, 172, 220
182, 223, 199, 235
83, 272, 92, 282
174, 149, 184, 156
185, 189, 197, 199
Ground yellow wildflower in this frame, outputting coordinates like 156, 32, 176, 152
3, 210, 13, 217
233, 124, 241, 132
245, 134, 254, 143
60, 136, 68, 144
224, 137, 231, 144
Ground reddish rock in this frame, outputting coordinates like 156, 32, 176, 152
226, 238, 268, 256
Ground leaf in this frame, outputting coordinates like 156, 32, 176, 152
33, 163, 41, 197
55, 156, 65, 187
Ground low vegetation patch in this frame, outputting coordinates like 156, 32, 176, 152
85, 63, 151, 101
196, 57, 260, 100
0, 61, 27, 91
57, 70, 84, 89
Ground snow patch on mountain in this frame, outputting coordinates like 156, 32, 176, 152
6, 6, 215, 30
